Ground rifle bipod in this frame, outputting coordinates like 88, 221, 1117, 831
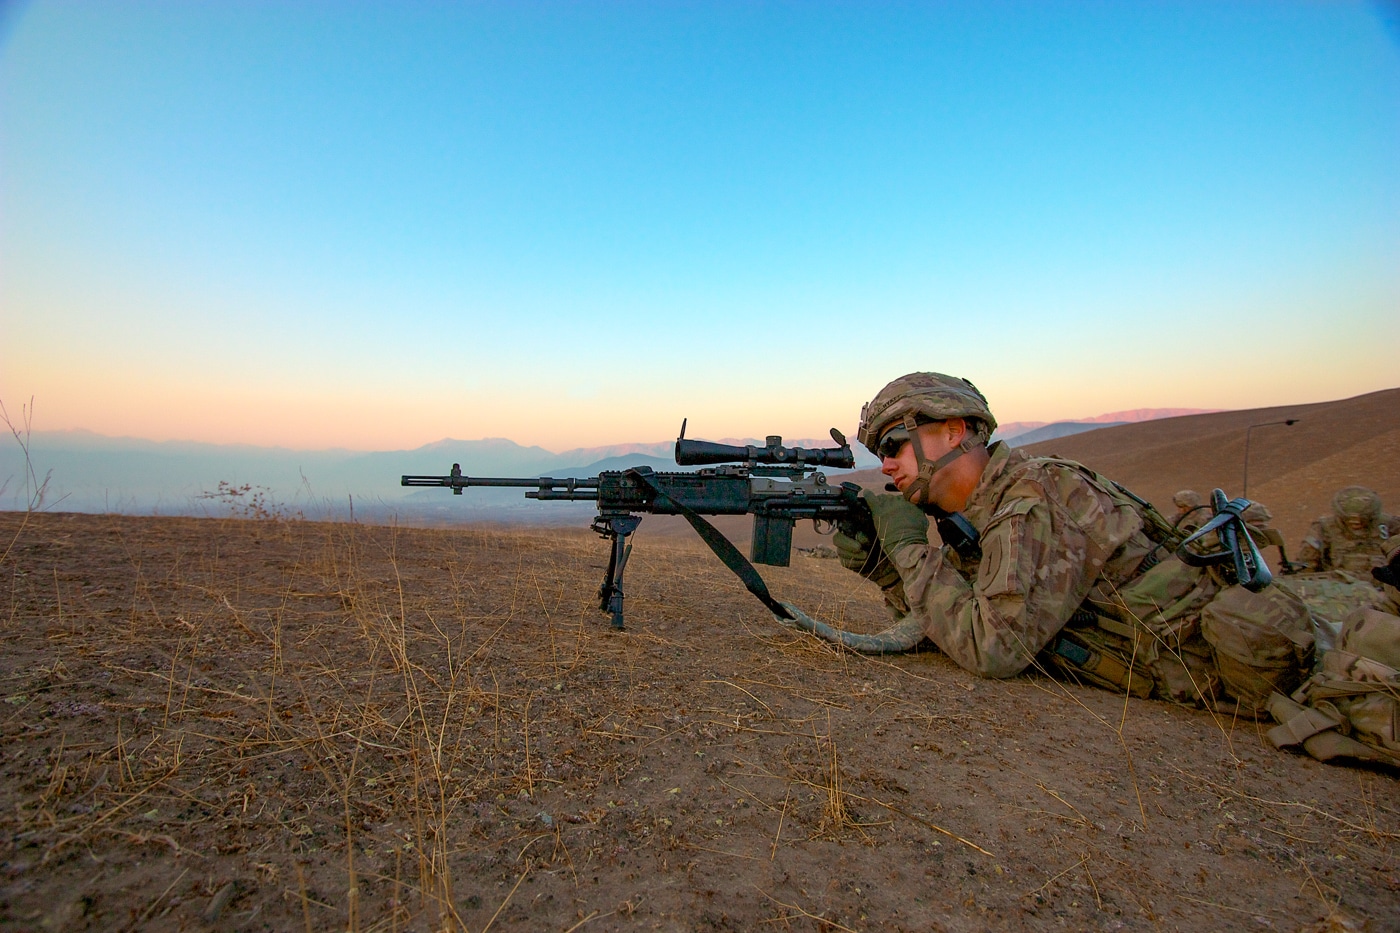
592, 514, 642, 630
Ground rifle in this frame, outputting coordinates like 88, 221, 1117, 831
401, 422, 862, 630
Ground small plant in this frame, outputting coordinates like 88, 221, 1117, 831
198, 481, 303, 522
1, 396, 54, 569
1, 397, 52, 514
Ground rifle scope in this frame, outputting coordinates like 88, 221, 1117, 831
674, 421, 854, 469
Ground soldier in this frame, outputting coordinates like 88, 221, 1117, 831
1374, 542, 1400, 593
1243, 501, 1273, 530
788, 372, 1312, 715
1297, 486, 1396, 574
1171, 489, 1207, 532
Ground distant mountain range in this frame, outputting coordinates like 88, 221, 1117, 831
0, 408, 1215, 522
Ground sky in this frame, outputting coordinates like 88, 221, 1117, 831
2, 1, 1398, 452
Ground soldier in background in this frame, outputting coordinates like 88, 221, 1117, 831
1243, 501, 1273, 533
1171, 489, 1207, 532
1374, 542, 1400, 593
1297, 486, 1396, 574
1239, 501, 1307, 574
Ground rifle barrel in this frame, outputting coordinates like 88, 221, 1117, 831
400, 473, 601, 498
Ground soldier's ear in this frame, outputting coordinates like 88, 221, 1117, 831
944, 417, 968, 444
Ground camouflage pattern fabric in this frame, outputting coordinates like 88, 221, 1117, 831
886, 443, 1175, 677
1170, 490, 1205, 533
856, 372, 997, 454
1277, 571, 1397, 654
1268, 607, 1400, 768
1172, 498, 1271, 539
1171, 507, 1209, 534
1297, 512, 1396, 574
882, 443, 1312, 709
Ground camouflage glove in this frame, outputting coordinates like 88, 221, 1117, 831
863, 490, 929, 557
834, 523, 900, 588
834, 526, 911, 616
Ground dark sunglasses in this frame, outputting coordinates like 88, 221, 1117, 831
875, 426, 912, 460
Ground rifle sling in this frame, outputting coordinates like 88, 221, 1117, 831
627, 470, 795, 621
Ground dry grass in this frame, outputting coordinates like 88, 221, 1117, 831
0, 509, 1396, 931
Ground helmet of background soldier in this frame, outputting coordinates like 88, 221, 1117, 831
1244, 502, 1273, 526
1173, 490, 1203, 512
856, 373, 998, 456
1332, 486, 1381, 526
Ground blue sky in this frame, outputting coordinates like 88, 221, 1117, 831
2, 1, 1397, 450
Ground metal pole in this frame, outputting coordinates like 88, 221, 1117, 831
1242, 419, 1299, 498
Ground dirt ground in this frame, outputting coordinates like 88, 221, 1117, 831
1, 510, 1396, 932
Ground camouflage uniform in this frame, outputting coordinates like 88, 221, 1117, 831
792, 372, 1314, 714
1297, 487, 1396, 574
1170, 495, 1271, 539
1171, 489, 1206, 533
1243, 501, 1274, 535
886, 447, 1168, 665
854, 441, 1311, 709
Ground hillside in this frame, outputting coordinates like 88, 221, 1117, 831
835, 388, 1399, 557
1019, 387, 1400, 550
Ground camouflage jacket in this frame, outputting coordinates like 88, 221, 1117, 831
1170, 507, 1209, 534
887, 443, 1214, 678
1297, 514, 1397, 574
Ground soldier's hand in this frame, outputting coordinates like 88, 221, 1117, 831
834, 526, 902, 590
835, 495, 885, 574
833, 524, 876, 573
1374, 552, 1400, 589
862, 491, 929, 555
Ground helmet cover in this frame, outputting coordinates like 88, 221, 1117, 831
857, 373, 997, 455
1173, 490, 1203, 511
1333, 486, 1381, 522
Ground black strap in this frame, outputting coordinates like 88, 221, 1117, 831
929, 507, 983, 563
1175, 489, 1273, 592
627, 470, 794, 620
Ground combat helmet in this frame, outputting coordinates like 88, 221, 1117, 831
1333, 486, 1381, 526
1173, 490, 1203, 511
857, 373, 996, 507
1244, 501, 1274, 525
856, 373, 997, 455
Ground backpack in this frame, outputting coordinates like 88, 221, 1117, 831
1044, 482, 1313, 716
1199, 582, 1315, 717
1267, 607, 1400, 768
1277, 570, 1394, 654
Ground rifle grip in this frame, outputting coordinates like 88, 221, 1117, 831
751, 515, 793, 567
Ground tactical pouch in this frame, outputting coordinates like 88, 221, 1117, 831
1200, 584, 1315, 718
1267, 612, 1400, 768
1047, 630, 1153, 699
1050, 555, 1224, 708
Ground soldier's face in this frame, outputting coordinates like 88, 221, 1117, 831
880, 421, 959, 493
879, 432, 917, 487
1342, 516, 1368, 534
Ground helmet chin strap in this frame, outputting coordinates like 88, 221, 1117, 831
884, 415, 985, 564
897, 414, 982, 508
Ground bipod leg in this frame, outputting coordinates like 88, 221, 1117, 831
593, 515, 642, 630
